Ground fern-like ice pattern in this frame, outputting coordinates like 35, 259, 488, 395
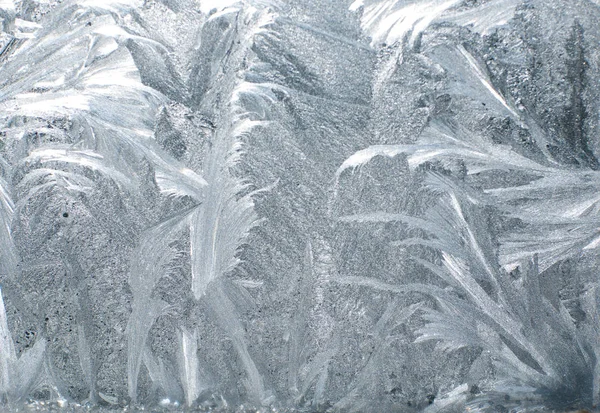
1, 0, 600, 411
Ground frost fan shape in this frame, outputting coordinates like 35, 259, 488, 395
1, 0, 600, 412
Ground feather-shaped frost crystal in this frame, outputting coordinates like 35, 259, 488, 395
1, 0, 600, 411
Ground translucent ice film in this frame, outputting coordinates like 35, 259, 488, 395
1, 0, 600, 411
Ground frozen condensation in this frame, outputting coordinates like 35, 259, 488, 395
1, 0, 600, 411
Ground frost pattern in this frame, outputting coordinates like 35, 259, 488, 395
1, 0, 600, 411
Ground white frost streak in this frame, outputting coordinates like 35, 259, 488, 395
359, 0, 461, 46
335, 140, 547, 178
15, 94, 90, 113
356, 0, 519, 47
583, 234, 600, 251
25, 148, 135, 190
0, 179, 17, 277
349, 0, 364, 11
179, 329, 201, 407
457, 45, 519, 119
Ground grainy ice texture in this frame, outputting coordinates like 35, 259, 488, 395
1, 0, 600, 411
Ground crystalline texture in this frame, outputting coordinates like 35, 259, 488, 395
1, 0, 600, 411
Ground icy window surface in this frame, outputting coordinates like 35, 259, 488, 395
1, 0, 600, 411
